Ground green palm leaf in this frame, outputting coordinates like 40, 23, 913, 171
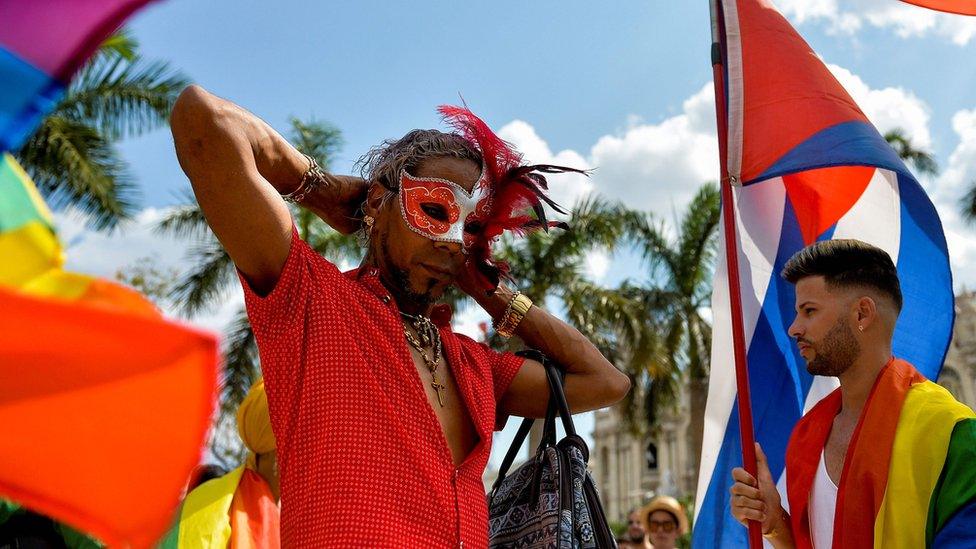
884, 128, 939, 177
155, 189, 211, 239
62, 54, 188, 141
15, 116, 137, 230
14, 29, 188, 231
169, 237, 236, 317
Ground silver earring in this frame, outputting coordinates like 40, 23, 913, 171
858, 325, 864, 332
358, 216, 375, 248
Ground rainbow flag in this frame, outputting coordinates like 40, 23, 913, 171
900, 0, 976, 15
158, 467, 280, 549
787, 359, 976, 548
0, 153, 219, 548
0, 0, 158, 151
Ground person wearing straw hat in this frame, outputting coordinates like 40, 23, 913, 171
640, 496, 688, 549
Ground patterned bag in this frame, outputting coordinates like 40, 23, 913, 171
487, 351, 616, 548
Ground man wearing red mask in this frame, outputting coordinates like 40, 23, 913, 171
170, 86, 630, 548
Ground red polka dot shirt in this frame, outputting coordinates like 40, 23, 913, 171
240, 228, 525, 548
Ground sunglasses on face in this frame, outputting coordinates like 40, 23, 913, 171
647, 520, 677, 533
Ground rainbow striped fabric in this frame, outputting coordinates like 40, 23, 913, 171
786, 359, 976, 548
158, 467, 280, 549
0, 156, 219, 547
0, 152, 154, 308
0, 0, 157, 151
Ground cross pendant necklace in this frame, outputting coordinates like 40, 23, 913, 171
401, 312, 446, 407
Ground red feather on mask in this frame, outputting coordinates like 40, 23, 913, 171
437, 105, 587, 293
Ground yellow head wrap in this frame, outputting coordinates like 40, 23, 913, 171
236, 379, 275, 469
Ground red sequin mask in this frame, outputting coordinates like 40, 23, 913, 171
398, 169, 493, 249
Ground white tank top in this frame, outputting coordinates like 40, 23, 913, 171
809, 450, 838, 549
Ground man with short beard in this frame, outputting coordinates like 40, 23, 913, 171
729, 239, 976, 548
170, 86, 630, 548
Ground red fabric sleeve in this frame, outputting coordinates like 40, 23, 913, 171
237, 226, 344, 452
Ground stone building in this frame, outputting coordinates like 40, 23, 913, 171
590, 292, 976, 523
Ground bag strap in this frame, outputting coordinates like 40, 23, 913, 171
489, 350, 575, 499
543, 357, 575, 437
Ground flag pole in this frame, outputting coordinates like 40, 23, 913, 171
708, 0, 763, 546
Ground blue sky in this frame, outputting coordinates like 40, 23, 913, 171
58, 0, 976, 468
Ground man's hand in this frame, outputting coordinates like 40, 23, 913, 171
466, 281, 630, 418
297, 172, 369, 235
453, 259, 487, 299
730, 444, 793, 547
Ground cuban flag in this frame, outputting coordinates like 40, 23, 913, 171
0, 0, 157, 151
692, 0, 954, 546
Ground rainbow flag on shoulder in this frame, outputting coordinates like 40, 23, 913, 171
787, 359, 976, 548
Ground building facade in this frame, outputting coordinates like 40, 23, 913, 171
591, 292, 976, 523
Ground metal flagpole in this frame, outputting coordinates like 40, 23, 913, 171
708, 0, 763, 546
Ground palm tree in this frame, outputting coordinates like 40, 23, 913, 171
884, 128, 939, 177
14, 31, 188, 231
960, 186, 976, 225
158, 117, 360, 465
625, 183, 722, 488
623, 129, 936, 483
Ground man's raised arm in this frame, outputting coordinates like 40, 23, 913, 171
472, 284, 632, 418
170, 85, 364, 295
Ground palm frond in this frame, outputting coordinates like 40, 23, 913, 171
675, 183, 721, 294
630, 212, 679, 279
169, 237, 236, 317
961, 184, 976, 225
59, 55, 188, 140
97, 29, 138, 61
15, 115, 137, 230
884, 128, 939, 176
303, 216, 363, 264
219, 306, 260, 414
155, 189, 211, 238
209, 306, 259, 466
288, 117, 344, 171
643, 372, 682, 430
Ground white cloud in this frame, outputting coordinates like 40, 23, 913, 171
776, 0, 976, 45
55, 207, 241, 336
589, 84, 719, 220
928, 108, 976, 288
496, 119, 593, 209
450, 303, 492, 341
500, 63, 932, 218
498, 83, 721, 222
827, 63, 932, 148
497, 64, 976, 287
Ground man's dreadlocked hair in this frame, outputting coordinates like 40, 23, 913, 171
355, 129, 482, 211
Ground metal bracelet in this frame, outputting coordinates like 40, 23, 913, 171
495, 291, 532, 339
281, 153, 326, 204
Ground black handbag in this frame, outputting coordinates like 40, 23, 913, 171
487, 350, 616, 548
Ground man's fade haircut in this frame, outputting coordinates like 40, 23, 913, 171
781, 239, 903, 312
355, 129, 482, 207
